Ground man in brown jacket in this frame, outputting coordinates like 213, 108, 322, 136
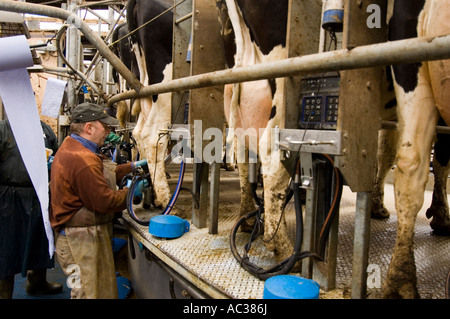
50, 102, 144, 298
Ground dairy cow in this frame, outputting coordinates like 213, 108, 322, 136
216, 0, 294, 262
383, 0, 450, 298
372, 124, 450, 236
218, 0, 450, 298
123, 0, 174, 208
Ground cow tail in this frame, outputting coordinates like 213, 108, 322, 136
116, 100, 130, 128
131, 98, 141, 116
224, 0, 245, 160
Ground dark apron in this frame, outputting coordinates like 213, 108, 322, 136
0, 185, 54, 279
0, 120, 53, 280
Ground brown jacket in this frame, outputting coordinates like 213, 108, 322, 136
50, 136, 131, 231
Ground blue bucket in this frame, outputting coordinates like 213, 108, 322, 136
263, 275, 320, 299
149, 215, 190, 239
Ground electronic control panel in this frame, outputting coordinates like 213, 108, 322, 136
298, 72, 340, 130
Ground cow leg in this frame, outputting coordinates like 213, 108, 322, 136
237, 162, 257, 229
372, 129, 398, 219
426, 132, 450, 235
426, 2, 450, 235
259, 122, 293, 262
239, 162, 256, 218
384, 63, 439, 299
139, 89, 172, 209
262, 165, 292, 262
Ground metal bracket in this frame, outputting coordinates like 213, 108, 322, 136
278, 129, 343, 180
278, 129, 343, 155
299, 152, 314, 189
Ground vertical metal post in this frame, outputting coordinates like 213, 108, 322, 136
285, 0, 322, 129
337, 0, 388, 298
172, 0, 192, 124
209, 162, 220, 234
188, 0, 225, 229
66, 0, 80, 111
106, 6, 114, 95
351, 192, 372, 299
301, 163, 318, 278
192, 162, 209, 228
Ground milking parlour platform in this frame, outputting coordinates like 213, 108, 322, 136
123, 164, 450, 299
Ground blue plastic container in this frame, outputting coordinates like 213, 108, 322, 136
149, 215, 190, 239
263, 275, 320, 299
322, 9, 344, 32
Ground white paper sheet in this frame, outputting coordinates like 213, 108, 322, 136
41, 77, 67, 118
0, 35, 54, 257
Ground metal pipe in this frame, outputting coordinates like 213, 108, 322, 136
85, 7, 109, 23
382, 120, 450, 134
83, 5, 126, 80
107, 33, 450, 106
175, 12, 192, 25
77, 0, 121, 9
0, 0, 142, 93
55, 26, 107, 101
27, 65, 69, 74
85, 7, 126, 76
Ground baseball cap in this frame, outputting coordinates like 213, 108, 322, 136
71, 102, 119, 126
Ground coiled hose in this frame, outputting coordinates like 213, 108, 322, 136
125, 161, 186, 226
230, 154, 343, 280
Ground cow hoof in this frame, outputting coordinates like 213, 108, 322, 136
382, 282, 420, 299
430, 218, 450, 236
383, 258, 420, 299
171, 207, 187, 219
290, 260, 302, 273
426, 206, 450, 236
371, 206, 390, 219
154, 197, 171, 210
240, 220, 255, 233
221, 161, 235, 171
240, 219, 264, 234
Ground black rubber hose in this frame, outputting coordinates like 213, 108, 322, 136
229, 180, 321, 280
126, 174, 150, 226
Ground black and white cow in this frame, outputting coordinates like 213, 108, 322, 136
218, 0, 450, 299
382, 0, 450, 298
122, 0, 174, 208
216, 0, 294, 262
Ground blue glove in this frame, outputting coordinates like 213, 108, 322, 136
47, 156, 54, 170
127, 179, 149, 197
132, 159, 148, 169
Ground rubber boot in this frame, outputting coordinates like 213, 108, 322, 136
26, 269, 63, 296
0, 276, 14, 299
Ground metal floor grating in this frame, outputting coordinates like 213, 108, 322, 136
337, 184, 450, 299
125, 203, 271, 299
124, 166, 450, 299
